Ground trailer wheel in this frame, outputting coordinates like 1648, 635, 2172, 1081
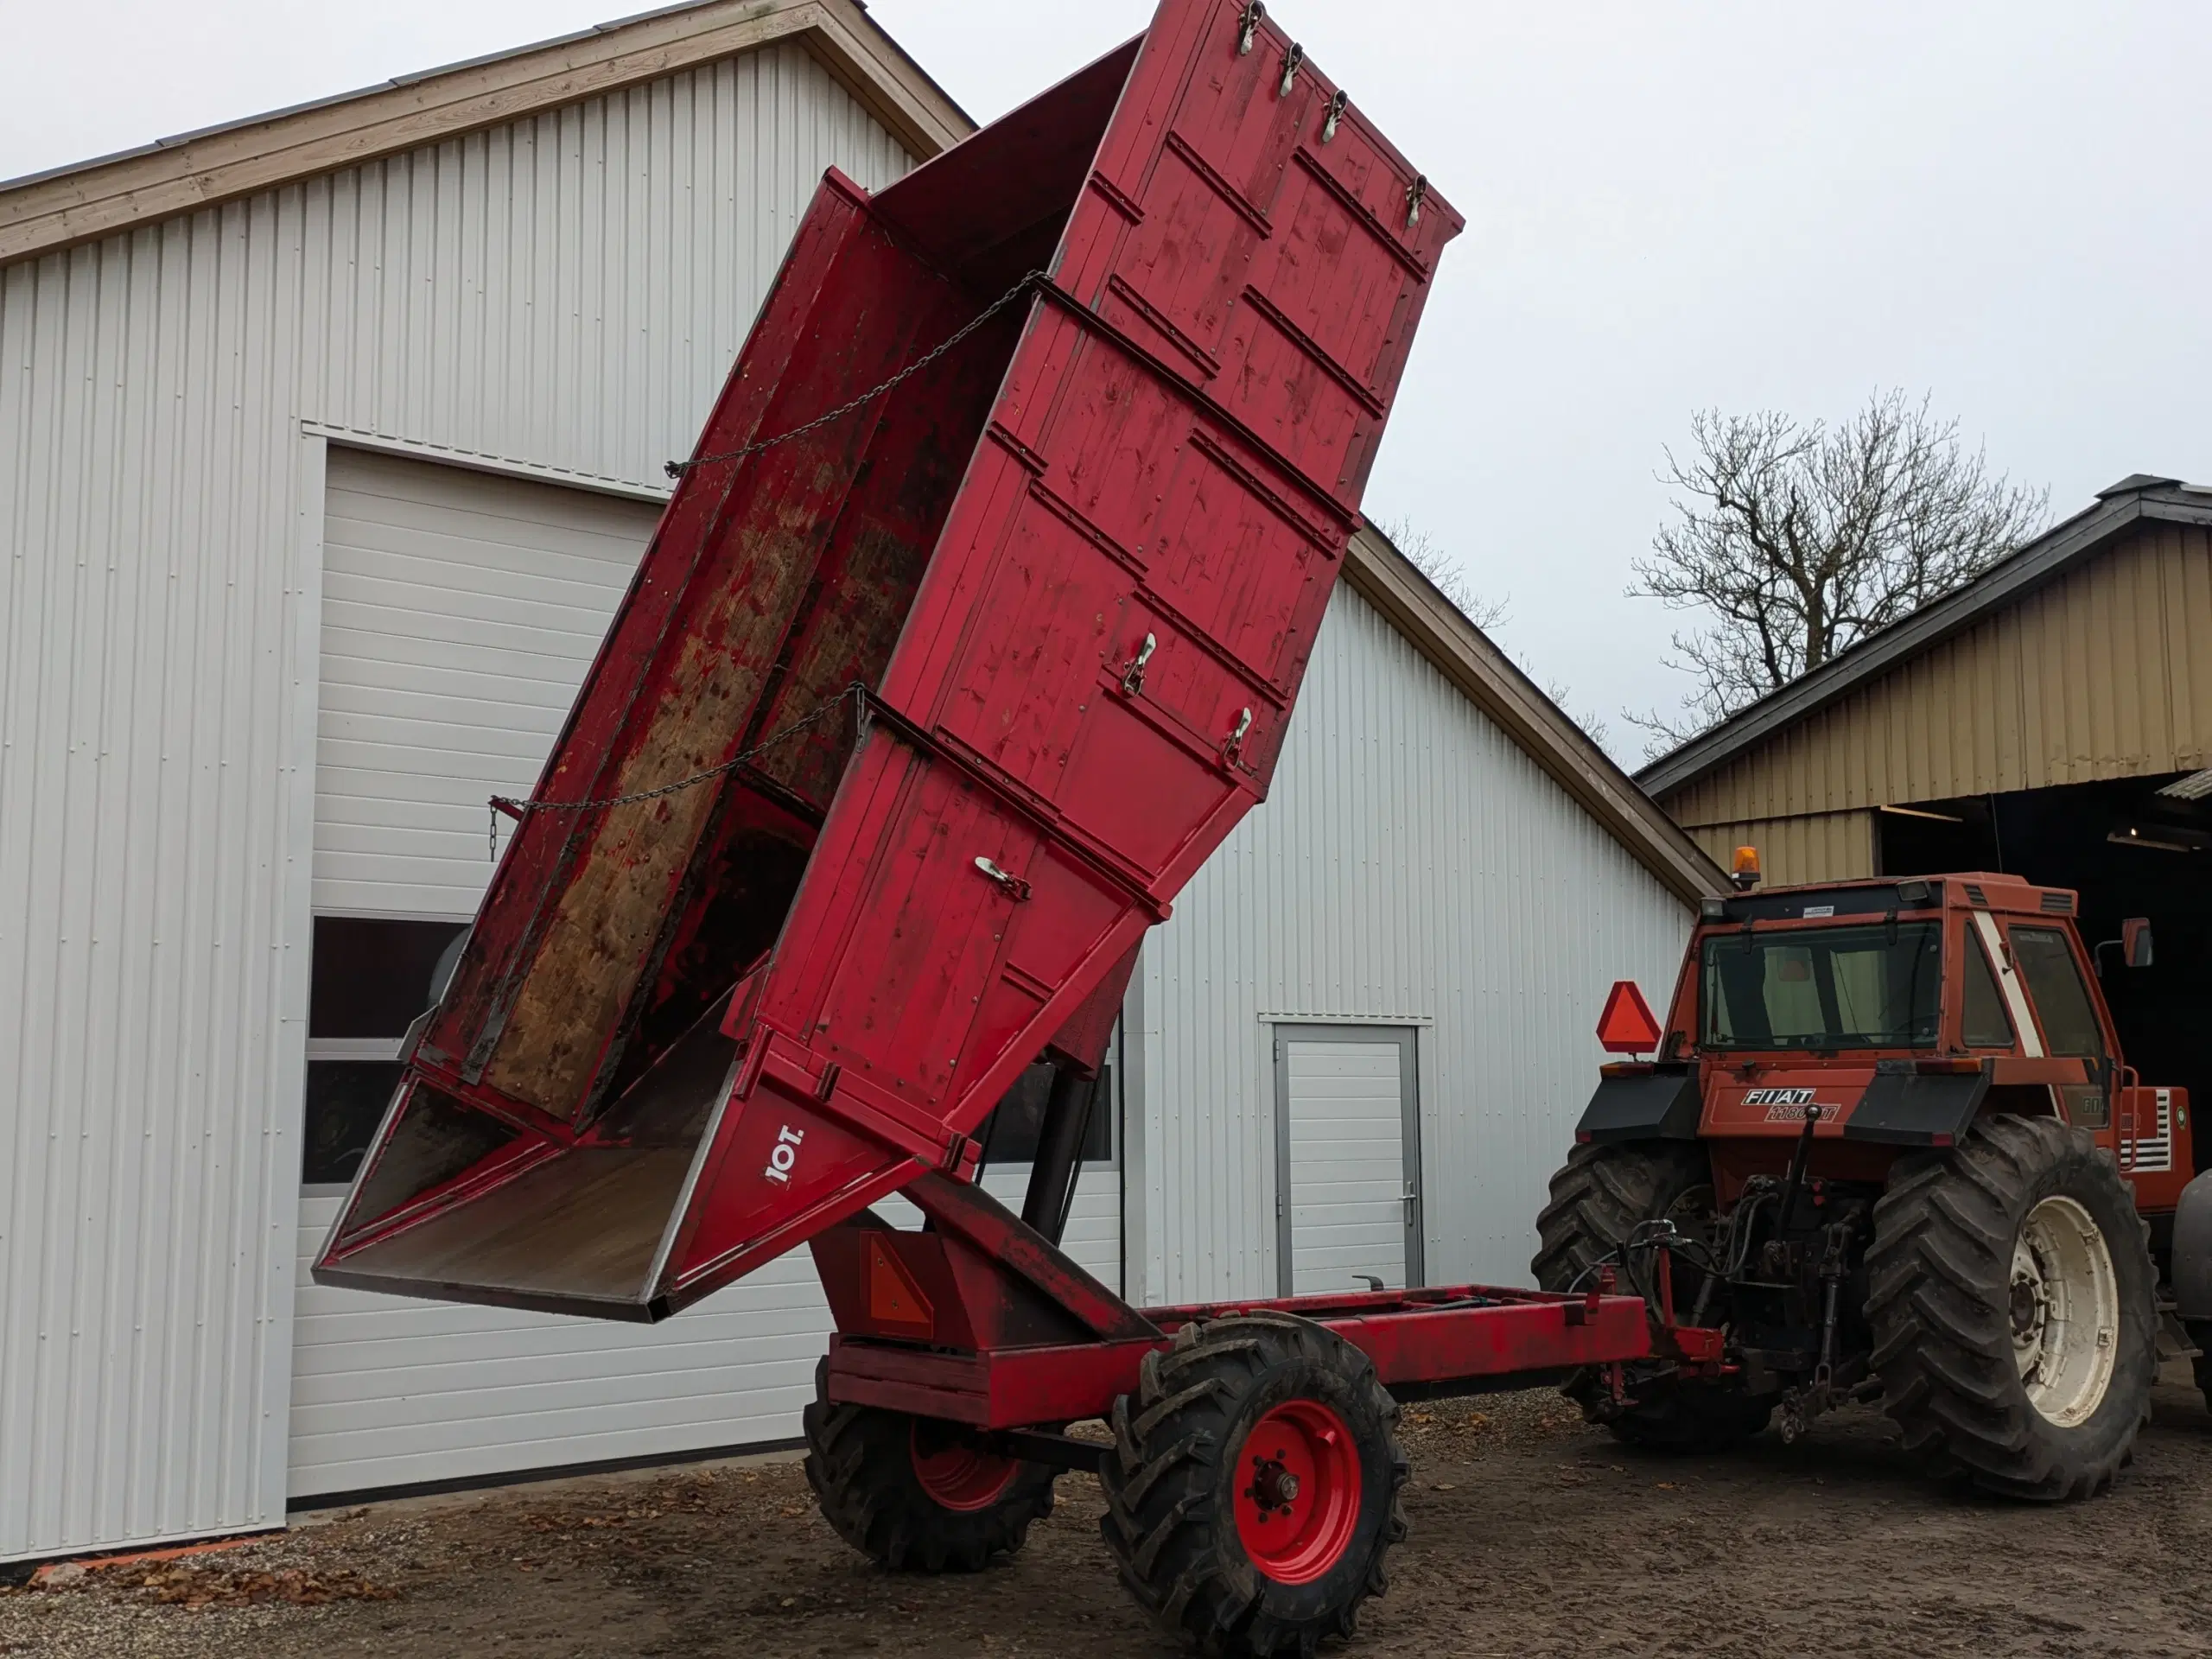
1532, 1140, 1771, 1451
802, 1360, 1055, 1571
1101, 1312, 1408, 1657
1867, 1115, 2156, 1500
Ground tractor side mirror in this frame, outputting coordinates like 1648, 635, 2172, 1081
2123, 917, 2154, 969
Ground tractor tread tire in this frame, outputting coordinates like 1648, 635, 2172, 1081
1100, 1312, 1408, 1658
1532, 1140, 1708, 1294
802, 1359, 1055, 1572
1533, 1141, 1771, 1452
1866, 1115, 2155, 1502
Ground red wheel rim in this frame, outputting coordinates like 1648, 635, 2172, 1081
1232, 1400, 1363, 1585
909, 1423, 1019, 1513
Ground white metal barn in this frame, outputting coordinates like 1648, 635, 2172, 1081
0, 0, 1719, 1567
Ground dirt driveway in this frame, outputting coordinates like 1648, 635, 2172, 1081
9, 1369, 2212, 1658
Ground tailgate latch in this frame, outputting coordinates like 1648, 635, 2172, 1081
1122, 632, 1156, 696
975, 856, 1033, 901
1224, 707, 1254, 766
1237, 2, 1264, 55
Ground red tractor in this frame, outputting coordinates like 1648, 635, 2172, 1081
1535, 864, 2188, 1498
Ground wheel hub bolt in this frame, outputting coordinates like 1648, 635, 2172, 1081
1245, 1453, 1299, 1513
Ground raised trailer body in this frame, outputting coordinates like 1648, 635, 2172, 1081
316, 5, 1664, 1646
316, 0, 1475, 1330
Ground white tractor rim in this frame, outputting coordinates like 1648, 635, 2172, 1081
2009, 1194, 2120, 1429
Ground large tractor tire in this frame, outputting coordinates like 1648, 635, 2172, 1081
802, 1359, 1056, 1571
1867, 1115, 2156, 1501
1533, 1140, 1773, 1452
1101, 1312, 1408, 1658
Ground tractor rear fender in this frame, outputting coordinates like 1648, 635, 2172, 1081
1576, 1065, 1700, 1145
2170, 1172, 2212, 1322
1842, 1061, 1992, 1147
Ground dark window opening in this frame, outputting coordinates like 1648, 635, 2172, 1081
976, 1058, 1115, 1166
310, 917, 470, 1037
303, 1061, 405, 1185
1961, 933, 2015, 1048
304, 916, 468, 1185
1701, 922, 1942, 1052
2011, 925, 2106, 1058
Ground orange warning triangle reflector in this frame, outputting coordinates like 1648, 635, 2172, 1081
1596, 980, 1663, 1054
867, 1235, 934, 1335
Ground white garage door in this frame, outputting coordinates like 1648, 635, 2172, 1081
1274, 1027, 1422, 1296
314, 447, 663, 916
294, 449, 1118, 1500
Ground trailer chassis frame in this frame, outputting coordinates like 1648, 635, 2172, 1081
811, 1171, 1668, 1433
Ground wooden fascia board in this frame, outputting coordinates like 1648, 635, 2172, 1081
794, 2, 976, 159
1, 0, 969, 268
1343, 530, 1726, 906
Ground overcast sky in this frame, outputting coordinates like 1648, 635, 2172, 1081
6, 2, 2208, 760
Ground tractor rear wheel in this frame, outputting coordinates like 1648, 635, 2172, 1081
802, 1359, 1056, 1570
1533, 1140, 1773, 1452
1101, 1312, 1408, 1657
1867, 1115, 2156, 1500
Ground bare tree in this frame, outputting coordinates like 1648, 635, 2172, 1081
1375, 516, 1612, 748
1377, 516, 1510, 633
1628, 391, 2047, 750
1544, 679, 1611, 751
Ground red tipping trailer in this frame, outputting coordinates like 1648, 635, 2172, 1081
315, 2, 1667, 1647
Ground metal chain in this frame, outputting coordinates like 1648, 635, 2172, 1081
487, 682, 866, 855
662, 269, 1050, 480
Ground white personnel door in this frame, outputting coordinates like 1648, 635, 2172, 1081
1274, 1027, 1422, 1296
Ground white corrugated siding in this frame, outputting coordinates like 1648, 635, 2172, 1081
0, 41, 911, 1561
1128, 588, 1694, 1306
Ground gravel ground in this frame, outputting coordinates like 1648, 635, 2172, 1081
7, 1370, 2212, 1657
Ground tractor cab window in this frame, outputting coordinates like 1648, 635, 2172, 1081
2009, 925, 2106, 1058
1960, 932, 2015, 1048
1700, 922, 1942, 1052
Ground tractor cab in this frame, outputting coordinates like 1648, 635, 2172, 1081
1585, 871, 2190, 1217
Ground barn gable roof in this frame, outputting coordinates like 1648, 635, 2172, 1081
0, 0, 968, 267
1637, 475, 2212, 800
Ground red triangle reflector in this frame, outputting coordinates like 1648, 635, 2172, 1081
868, 1236, 934, 1336
1597, 980, 1663, 1054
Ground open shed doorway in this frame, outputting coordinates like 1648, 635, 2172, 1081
1878, 772, 2212, 1174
